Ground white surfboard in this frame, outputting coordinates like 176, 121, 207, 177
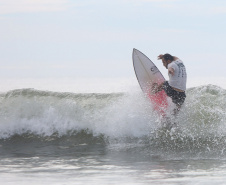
132, 48, 168, 115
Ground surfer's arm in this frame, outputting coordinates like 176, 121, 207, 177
168, 67, 175, 76
173, 56, 178, 60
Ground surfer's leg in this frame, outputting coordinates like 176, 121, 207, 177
173, 104, 181, 116
172, 91, 186, 115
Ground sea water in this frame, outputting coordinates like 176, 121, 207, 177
0, 79, 226, 185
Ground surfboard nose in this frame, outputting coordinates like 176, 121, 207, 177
133, 48, 138, 56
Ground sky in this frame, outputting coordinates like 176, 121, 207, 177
0, 0, 226, 90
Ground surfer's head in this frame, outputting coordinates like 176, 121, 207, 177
162, 53, 173, 69
163, 54, 174, 62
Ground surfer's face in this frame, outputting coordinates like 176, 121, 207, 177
162, 59, 168, 69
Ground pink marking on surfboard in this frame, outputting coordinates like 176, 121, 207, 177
147, 89, 168, 116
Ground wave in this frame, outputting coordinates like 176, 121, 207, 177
0, 88, 152, 139
0, 85, 226, 158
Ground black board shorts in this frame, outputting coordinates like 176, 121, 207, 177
162, 81, 186, 106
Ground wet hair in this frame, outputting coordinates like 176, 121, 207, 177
163, 53, 174, 61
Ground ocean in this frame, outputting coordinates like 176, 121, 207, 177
0, 80, 226, 185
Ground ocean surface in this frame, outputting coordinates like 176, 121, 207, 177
0, 83, 226, 185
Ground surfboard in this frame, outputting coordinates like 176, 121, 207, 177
132, 48, 168, 116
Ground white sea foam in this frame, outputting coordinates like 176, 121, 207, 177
0, 85, 225, 140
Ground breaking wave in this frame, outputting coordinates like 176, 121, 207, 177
0, 85, 225, 158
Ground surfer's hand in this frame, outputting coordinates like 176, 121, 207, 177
158, 55, 163, 60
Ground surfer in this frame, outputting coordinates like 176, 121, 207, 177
152, 53, 187, 115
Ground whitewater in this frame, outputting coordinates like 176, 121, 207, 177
0, 82, 226, 184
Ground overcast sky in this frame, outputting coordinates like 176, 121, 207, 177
0, 0, 226, 83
